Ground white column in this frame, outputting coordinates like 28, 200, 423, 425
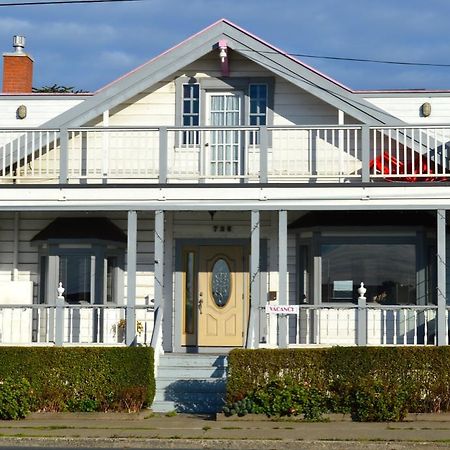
126, 210, 137, 346
437, 209, 447, 346
278, 210, 288, 348
248, 210, 260, 348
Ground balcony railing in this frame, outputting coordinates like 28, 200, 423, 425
0, 125, 449, 184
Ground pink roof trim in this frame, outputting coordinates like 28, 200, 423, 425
94, 18, 356, 94
220, 19, 353, 92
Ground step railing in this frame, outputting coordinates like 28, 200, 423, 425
265, 304, 440, 347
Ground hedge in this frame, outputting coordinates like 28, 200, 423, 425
227, 347, 450, 419
0, 347, 154, 413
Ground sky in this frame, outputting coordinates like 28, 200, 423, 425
1, 0, 450, 92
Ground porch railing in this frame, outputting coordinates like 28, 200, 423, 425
1, 124, 449, 184
266, 304, 441, 347
0, 304, 154, 346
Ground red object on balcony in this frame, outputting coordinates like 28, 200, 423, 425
370, 152, 447, 182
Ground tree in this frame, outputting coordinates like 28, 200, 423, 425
32, 84, 87, 93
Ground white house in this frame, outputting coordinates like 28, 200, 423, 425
1, 19, 450, 357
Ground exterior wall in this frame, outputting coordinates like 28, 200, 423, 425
0, 97, 86, 127
363, 95, 450, 124
101, 52, 341, 128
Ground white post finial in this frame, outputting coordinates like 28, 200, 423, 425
357, 282, 366, 301
57, 282, 65, 299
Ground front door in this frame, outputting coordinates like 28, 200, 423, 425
181, 245, 247, 347
207, 92, 243, 177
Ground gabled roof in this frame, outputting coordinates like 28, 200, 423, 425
43, 19, 402, 128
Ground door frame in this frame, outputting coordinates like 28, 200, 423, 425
174, 238, 251, 353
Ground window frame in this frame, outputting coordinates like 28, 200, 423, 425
38, 241, 125, 306
296, 230, 428, 307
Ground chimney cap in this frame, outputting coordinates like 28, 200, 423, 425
13, 35, 25, 53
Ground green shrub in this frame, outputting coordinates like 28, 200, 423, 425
0, 347, 154, 413
227, 347, 450, 422
224, 378, 326, 420
350, 378, 409, 422
0, 378, 32, 419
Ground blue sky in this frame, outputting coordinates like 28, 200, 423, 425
1, 0, 450, 92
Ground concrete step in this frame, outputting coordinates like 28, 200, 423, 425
153, 353, 228, 414
155, 377, 226, 393
157, 366, 226, 379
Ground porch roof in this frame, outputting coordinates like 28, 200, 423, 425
31, 217, 127, 243
288, 210, 437, 229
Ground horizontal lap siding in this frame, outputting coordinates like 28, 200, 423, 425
274, 81, 338, 125
0, 99, 85, 128
365, 96, 450, 124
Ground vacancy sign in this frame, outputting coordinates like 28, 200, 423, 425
265, 304, 300, 314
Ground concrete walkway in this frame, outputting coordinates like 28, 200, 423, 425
0, 412, 449, 449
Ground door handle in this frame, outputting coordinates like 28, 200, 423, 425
198, 292, 203, 314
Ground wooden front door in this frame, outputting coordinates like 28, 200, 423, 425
182, 245, 248, 347
196, 245, 246, 347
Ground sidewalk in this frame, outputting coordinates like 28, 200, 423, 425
0, 412, 449, 449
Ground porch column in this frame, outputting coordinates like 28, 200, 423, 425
154, 210, 165, 343
247, 210, 260, 348
278, 210, 288, 348
126, 210, 137, 346
436, 209, 447, 346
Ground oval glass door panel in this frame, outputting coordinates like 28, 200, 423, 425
211, 258, 231, 307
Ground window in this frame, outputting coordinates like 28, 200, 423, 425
321, 243, 417, 305
249, 84, 267, 126
249, 84, 267, 145
182, 83, 200, 145
59, 254, 92, 304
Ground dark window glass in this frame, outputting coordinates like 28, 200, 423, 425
184, 252, 195, 334
321, 244, 417, 304
59, 254, 91, 304
249, 84, 268, 144
106, 256, 117, 304
211, 258, 231, 307
182, 84, 200, 145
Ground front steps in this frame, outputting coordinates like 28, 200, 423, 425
152, 353, 227, 413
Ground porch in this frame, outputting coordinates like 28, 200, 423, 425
0, 208, 448, 349
0, 125, 449, 184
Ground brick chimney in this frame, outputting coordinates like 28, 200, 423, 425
2, 36, 33, 93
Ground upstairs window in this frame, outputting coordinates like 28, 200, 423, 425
249, 84, 267, 144
249, 84, 267, 126
182, 83, 200, 145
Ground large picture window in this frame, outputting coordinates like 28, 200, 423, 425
321, 243, 417, 304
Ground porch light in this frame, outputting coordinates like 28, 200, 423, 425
421, 102, 431, 117
218, 40, 227, 62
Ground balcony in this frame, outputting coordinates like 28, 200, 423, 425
0, 125, 449, 184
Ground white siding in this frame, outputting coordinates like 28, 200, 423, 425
0, 98, 86, 127
364, 95, 450, 124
